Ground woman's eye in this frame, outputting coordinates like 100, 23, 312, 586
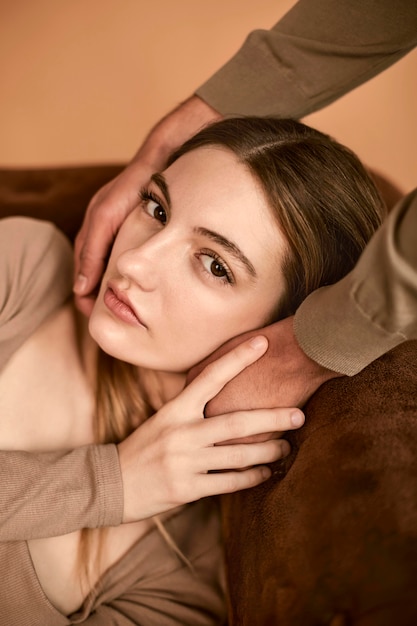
145, 199, 167, 225
200, 254, 232, 282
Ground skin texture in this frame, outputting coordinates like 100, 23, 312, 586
116, 336, 305, 523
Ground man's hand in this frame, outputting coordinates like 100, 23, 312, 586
73, 161, 155, 316
73, 95, 221, 316
188, 316, 342, 436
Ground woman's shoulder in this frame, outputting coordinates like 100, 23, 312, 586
0, 217, 74, 370
0, 216, 73, 310
0, 215, 72, 263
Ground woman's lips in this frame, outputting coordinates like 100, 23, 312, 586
103, 286, 146, 328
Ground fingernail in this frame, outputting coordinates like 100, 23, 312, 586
281, 440, 291, 456
261, 467, 272, 480
249, 336, 267, 350
73, 274, 88, 294
291, 410, 305, 427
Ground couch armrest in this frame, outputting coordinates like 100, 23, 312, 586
223, 340, 417, 625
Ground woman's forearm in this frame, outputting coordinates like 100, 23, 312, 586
0, 445, 123, 540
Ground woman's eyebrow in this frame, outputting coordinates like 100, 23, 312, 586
150, 172, 171, 208
150, 172, 256, 278
195, 227, 257, 278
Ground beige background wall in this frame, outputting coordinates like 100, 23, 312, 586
1, 0, 416, 192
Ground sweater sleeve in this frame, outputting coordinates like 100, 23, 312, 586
294, 188, 417, 375
196, 0, 417, 119
0, 445, 124, 540
0, 217, 124, 539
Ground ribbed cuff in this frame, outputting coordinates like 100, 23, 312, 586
294, 280, 406, 377
94, 444, 124, 528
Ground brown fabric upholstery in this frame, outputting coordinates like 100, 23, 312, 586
1, 165, 415, 625
222, 341, 417, 625
0, 165, 124, 241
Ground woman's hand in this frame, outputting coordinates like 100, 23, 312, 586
117, 336, 304, 523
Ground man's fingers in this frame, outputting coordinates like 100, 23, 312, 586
73, 293, 98, 318
180, 336, 268, 410
73, 214, 114, 295
73, 171, 139, 296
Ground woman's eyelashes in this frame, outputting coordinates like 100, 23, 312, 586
196, 250, 235, 285
139, 188, 167, 225
139, 187, 235, 286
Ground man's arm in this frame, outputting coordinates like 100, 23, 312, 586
294, 188, 417, 375
75, 0, 417, 314
75, 0, 417, 317
197, 0, 417, 119
191, 0, 417, 410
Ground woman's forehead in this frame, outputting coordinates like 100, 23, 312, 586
163, 146, 270, 220
162, 146, 286, 275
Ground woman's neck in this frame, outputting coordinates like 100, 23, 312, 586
137, 368, 187, 411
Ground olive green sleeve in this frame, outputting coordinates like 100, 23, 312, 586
196, 0, 417, 119
294, 189, 417, 375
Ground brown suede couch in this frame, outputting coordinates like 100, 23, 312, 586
1, 165, 417, 626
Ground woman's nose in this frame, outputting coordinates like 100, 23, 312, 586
116, 231, 170, 292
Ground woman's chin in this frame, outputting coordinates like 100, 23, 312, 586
88, 313, 124, 359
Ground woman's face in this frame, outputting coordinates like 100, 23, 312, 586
89, 147, 288, 373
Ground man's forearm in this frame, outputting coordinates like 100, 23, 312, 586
196, 0, 417, 119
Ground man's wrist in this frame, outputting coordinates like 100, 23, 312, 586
132, 95, 222, 171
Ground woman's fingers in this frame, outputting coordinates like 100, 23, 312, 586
198, 439, 290, 472
187, 407, 304, 446
178, 336, 268, 412
119, 404, 303, 521
194, 465, 274, 497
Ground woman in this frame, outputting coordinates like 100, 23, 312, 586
0, 117, 385, 624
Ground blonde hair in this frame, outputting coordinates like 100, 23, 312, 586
78, 352, 153, 583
